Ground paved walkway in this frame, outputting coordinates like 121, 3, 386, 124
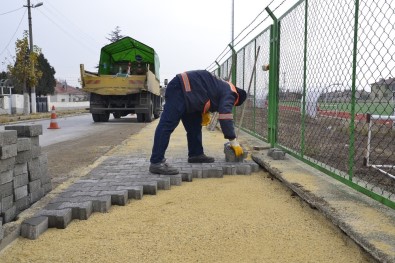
1, 120, 395, 262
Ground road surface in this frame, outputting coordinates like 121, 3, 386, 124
1, 114, 148, 189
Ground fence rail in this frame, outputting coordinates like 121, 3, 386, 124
211, 0, 395, 209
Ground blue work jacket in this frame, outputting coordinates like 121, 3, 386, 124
176, 70, 239, 140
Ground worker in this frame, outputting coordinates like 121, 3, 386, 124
149, 70, 247, 175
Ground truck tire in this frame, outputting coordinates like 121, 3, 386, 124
113, 112, 121, 119
144, 98, 154, 122
137, 113, 145, 122
100, 113, 110, 122
92, 114, 101, 122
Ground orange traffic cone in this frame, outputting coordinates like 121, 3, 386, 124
48, 105, 60, 129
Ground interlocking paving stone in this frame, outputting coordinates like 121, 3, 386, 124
21, 216, 48, 240
18, 156, 260, 240
36, 208, 72, 229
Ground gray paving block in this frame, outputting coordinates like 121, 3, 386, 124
0, 219, 3, 240
0, 170, 13, 184
40, 174, 51, 185
116, 186, 143, 200
14, 163, 28, 176
54, 196, 111, 213
13, 173, 28, 188
1, 205, 16, 223
129, 182, 157, 195
5, 125, 43, 137
180, 172, 193, 182
267, 148, 286, 160
28, 179, 41, 193
58, 201, 93, 220
70, 191, 100, 198
88, 196, 112, 213
249, 162, 260, 172
236, 164, 252, 175
1, 195, 13, 212
224, 142, 248, 162
31, 137, 40, 146
29, 188, 44, 204
15, 196, 30, 212
31, 146, 41, 159
15, 150, 32, 164
0, 144, 17, 160
14, 185, 28, 200
27, 158, 40, 180
0, 182, 12, 198
207, 167, 223, 178
222, 164, 237, 175
158, 174, 182, 186
98, 190, 128, 206
36, 208, 72, 229
0, 157, 15, 173
113, 177, 170, 191
17, 138, 31, 152
202, 167, 224, 178
191, 168, 203, 178
42, 182, 52, 194
0, 130, 17, 146
21, 216, 48, 240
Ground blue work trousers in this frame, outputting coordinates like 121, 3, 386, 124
150, 78, 203, 164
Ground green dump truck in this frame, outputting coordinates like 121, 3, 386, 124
80, 37, 162, 122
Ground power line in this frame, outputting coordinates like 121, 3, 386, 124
0, 9, 27, 58
0, 7, 24, 16
37, 9, 97, 56
44, 1, 99, 44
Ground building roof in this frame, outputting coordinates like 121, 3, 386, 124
54, 81, 86, 95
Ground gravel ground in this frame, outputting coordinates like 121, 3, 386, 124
0, 174, 372, 262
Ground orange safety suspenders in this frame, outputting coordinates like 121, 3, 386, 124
179, 72, 239, 115
180, 72, 211, 113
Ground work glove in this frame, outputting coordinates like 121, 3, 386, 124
229, 139, 244, 157
201, 112, 211, 126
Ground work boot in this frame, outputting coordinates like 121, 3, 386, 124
149, 160, 179, 175
188, 154, 215, 163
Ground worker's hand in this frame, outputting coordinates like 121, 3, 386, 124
229, 139, 244, 157
201, 112, 211, 126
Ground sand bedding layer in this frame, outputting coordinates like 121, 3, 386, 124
0, 173, 372, 263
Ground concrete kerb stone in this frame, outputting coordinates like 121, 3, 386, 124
251, 148, 395, 263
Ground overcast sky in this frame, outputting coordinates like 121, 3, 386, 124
1, 0, 296, 87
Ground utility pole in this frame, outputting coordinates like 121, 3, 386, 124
25, 0, 43, 113
231, 0, 234, 48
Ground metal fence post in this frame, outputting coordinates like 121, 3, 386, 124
266, 7, 280, 147
348, 0, 360, 180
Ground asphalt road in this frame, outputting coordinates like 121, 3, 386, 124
3, 114, 149, 189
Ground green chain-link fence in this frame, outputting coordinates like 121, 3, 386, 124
209, 0, 395, 209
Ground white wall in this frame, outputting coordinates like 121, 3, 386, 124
12, 94, 25, 114
0, 94, 89, 115
48, 101, 89, 111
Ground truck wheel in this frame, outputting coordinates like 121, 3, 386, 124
100, 113, 110, 122
113, 112, 121, 119
92, 114, 101, 122
137, 113, 145, 122
144, 99, 154, 122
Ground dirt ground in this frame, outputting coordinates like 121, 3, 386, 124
0, 116, 374, 262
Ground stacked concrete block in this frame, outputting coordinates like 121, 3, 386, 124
0, 130, 17, 224
5, 125, 52, 209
